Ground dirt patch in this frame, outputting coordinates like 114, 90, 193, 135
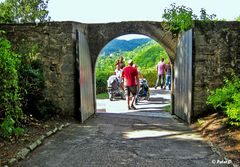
0, 116, 73, 166
191, 113, 240, 165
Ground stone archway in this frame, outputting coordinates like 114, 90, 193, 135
85, 21, 186, 122
87, 21, 178, 67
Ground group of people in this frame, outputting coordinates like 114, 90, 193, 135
113, 56, 171, 110
114, 56, 139, 110
155, 57, 171, 90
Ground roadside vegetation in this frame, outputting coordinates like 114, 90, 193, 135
0, 0, 51, 139
207, 75, 240, 126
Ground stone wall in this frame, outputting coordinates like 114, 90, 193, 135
0, 22, 79, 116
1, 21, 240, 122
192, 21, 240, 118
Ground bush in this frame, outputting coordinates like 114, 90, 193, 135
141, 68, 157, 87
96, 70, 113, 94
162, 3, 196, 35
0, 35, 24, 138
207, 76, 240, 126
17, 42, 57, 119
18, 49, 45, 118
162, 3, 216, 35
0, 34, 56, 139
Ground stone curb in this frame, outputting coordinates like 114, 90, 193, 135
207, 141, 239, 167
6, 122, 70, 167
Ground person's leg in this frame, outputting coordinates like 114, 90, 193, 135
127, 95, 131, 109
155, 74, 160, 89
161, 74, 166, 89
169, 75, 171, 90
130, 86, 137, 110
160, 74, 163, 89
165, 75, 170, 89
125, 86, 131, 109
135, 86, 139, 104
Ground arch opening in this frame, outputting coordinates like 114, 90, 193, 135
95, 33, 173, 115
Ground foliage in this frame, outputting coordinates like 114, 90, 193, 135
0, 0, 52, 139
141, 68, 157, 87
127, 41, 168, 69
236, 15, 240, 22
0, 33, 24, 138
199, 8, 216, 21
207, 75, 240, 126
162, 3, 197, 35
96, 55, 116, 94
16, 41, 49, 119
96, 92, 109, 99
0, 0, 50, 23
1, 116, 24, 138
101, 38, 151, 55
162, 3, 216, 35
164, 105, 171, 112
0, 35, 56, 139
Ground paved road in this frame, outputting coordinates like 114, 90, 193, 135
14, 88, 230, 167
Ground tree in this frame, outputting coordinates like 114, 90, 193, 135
199, 8, 216, 21
0, 0, 50, 23
162, 3, 197, 35
162, 3, 216, 35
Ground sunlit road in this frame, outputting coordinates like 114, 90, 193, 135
97, 88, 172, 118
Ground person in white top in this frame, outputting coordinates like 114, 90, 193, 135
114, 64, 123, 90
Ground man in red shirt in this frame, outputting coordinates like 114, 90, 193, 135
122, 59, 139, 110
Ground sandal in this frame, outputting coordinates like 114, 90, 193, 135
131, 105, 137, 110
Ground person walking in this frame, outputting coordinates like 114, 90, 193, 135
165, 61, 171, 90
122, 60, 139, 110
114, 64, 124, 91
119, 56, 125, 69
155, 57, 166, 89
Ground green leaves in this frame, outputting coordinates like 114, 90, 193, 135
0, 36, 22, 117
0, 0, 50, 23
0, 34, 47, 139
162, 3, 216, 35
0, 36, 24, 139
207, 76, 240, 126
162, 3, 196, 35
1, 116, 24, 139
236, 15, 240, 22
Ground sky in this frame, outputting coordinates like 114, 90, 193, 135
1, 0, 239, 40
46, 0, 240, 40
47, 0, 240, 23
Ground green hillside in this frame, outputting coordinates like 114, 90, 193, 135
101, 38, 152, 55
125, 41, 169, 69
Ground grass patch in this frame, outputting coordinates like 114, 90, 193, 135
164, 105, 171, 112
96, 92, 108, 99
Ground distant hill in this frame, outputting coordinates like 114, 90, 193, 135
126, 40, 169, 69
101, 38, 152, 55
